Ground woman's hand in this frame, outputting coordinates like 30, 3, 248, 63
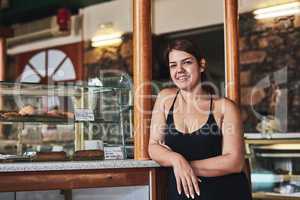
171, 153, 200, 199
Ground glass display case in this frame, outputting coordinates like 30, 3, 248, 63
245, 138, 300, 199
0, 82, 132, 162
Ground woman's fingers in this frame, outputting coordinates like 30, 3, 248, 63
186, 176, 195, 199
171, 155, 200, 198
192, 176, 200, 196
181, 178, 190, 198
174, 174, 182, 195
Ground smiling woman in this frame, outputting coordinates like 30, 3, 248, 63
148, 39, 252, 200
164, 39, 206, 92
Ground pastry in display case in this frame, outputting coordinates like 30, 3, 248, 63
0, 82, 132, 162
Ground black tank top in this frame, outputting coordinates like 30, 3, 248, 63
164, 90, 252, 200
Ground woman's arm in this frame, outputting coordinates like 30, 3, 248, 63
190, 98, 245, 177
148, 89, 178, 167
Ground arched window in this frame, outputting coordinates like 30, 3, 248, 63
15, 42, 84, 83
20, 49, 76, 83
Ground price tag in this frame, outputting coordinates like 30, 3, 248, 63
74, 109, 94, 121
104, 147, 124, 160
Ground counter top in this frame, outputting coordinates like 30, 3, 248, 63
0, 160, 160, 172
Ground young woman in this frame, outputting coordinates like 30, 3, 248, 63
148, 39, 252, 200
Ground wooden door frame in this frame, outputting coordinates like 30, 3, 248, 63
133, 0, 241, 160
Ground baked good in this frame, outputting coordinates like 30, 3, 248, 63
73, 150, 104, 161
61, 111, 74, 119
47, 109, 74, 119
2, 111, 20, 118
19, 105, 36, 116
33, 151, 67, 161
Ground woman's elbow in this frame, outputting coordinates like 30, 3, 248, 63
148, 143, 156, 160
230, 157, 244, 173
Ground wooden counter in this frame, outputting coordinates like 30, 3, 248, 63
0, 160, 167, 200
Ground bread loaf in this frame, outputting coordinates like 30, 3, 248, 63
33, 151, 67, 161
73, 150, 104, 161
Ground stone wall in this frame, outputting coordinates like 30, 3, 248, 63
239, 13, 300, 133
84, 34, 133, 145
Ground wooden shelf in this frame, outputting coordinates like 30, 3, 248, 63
253, 192, 300, 200
246, 139, 300, 145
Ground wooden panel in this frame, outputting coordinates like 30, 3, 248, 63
0, 37, 8, 138
133, 0, 152, 160
155, 168, 168, 200
0, 38, 6, 80
149, 169, 157, 200
0, 168, 149, 192
0, 27, 13, 38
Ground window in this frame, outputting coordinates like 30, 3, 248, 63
20, 49, 76, 83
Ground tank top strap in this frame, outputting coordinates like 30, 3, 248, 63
209, 93, 213, 113
166, 90, 180, 123
169, 90, 180, 111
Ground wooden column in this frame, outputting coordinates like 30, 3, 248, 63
0, 38, 6, 139
0, 38, 6, 80
224, 0, 240, 105
224, 0, 252, 186
0, 27, 13, 138
0, 28, 13, 81
133, 0, 152, 160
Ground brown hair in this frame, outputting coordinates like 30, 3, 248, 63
164, 39, 204, 66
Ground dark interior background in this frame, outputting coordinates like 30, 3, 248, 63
0, 0, 112, 26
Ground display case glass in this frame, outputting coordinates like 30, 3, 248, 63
246, 140, 300, 198
239, 10, 300, 135
0, 82, 132, 161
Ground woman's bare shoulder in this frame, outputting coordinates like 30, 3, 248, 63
154, 87, 178, 113
158, 87, 178, 96
213, 96, 239, 114
156, 87, 178, 102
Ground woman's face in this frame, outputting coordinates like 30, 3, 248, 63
168, 49, 204, 91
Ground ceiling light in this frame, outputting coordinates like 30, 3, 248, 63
91, 23, 123, 47
253, 2, 300, 19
